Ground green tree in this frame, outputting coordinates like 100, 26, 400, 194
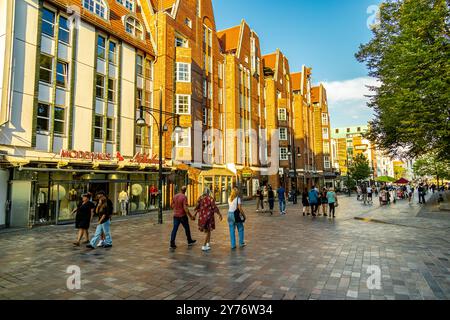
356, 0, 450, 161
413, 152, 450, 186
348, 154, 372, 182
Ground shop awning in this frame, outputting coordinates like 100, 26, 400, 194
199, 168, 236, 177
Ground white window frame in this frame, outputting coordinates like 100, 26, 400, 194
323, 141, 330, 154
56, 60, 68, 88
175, 95, 191, 115
108, 78, 116, 103
324, 156, 331, 169
175, 128, 191, 148
39, 54, 53, 85
125, 16, 144, 40
106, 117, 115, 142
176, 62, 191, 82
83, 0, 108, 20
323, 127, 329, 139
322, 113, 329, 125
94, 114, 104, 140
279, 128, 288, 141
37, 103, 51, 133
96, 74, 105, 99
117, 0, 134, 11
58, 16, 70, 44
280, 147, 288, 161
175, 35, 188, 48
108, 41, 118, 65
278, 108, 287, 121
53, 106, 66, 135
41, 8, 56, 38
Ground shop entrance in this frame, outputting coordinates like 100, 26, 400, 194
88, 182, 109, 197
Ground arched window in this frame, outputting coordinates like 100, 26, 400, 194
83, 0, 108, 19
117, 0, 134, 11
125, 16, 144, 40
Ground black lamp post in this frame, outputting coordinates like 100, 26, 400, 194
136, 88, 182, 224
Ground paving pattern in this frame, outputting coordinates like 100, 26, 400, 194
0, 193, 449, 300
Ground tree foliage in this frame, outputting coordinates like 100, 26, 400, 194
413, 152, 450, 182
356, 0, 450, 161
348, 154, 372, 182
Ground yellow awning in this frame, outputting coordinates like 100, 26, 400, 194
199, 168, 236, 177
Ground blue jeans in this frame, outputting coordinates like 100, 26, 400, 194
90, 220, 112, 246
228, 212, 244, 248
278, 200, 286, 213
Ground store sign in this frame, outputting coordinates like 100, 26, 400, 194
59, 150, 159, 165
242, 167, 253, 179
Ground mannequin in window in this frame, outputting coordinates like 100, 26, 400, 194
149, 185, 158, 208
68, 188, 78, 215
118, 190, 129, 216
37, 190, 48, 222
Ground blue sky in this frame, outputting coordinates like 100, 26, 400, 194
212, 0, 382, 128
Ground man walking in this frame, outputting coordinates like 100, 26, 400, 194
308, 186, 319, 217
170, 186, 196, 250
418, 184, 426, 204
361, 183, 368, 205
277, 185, 287, 215
256, 187, 264, 212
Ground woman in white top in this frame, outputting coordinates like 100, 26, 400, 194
228, 187, 247, 250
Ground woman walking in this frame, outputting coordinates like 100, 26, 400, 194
72, 193, 95, 246
326, 188, 338, 219
86, 195, 112, 249
301, 188, 310, 216
228, 187, 247, 249
194, 188, 223, 252
320, 188, 328, 217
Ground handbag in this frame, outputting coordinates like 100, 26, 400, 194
233, 198, 246, 223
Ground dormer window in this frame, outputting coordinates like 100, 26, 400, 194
117, 0, 134, 11
185, 18, 192, 28
83, 0, 108, 19
125, 16, 143, 40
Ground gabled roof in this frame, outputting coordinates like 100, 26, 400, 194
150, 0, 177, 11
217, 25, 241, 53
262, 53, 277, 70
311, 86, 320, 103
47, 0, 155, 56
291, 72, 302, 91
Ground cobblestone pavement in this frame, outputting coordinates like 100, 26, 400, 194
0, 194, 449, 300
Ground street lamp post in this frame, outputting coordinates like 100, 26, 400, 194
136, 89, 182, 224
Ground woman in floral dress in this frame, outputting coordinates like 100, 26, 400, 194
194, 187, 223, 251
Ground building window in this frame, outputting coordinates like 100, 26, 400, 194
42, 8, 55, 38
176, 63, 191, 82
277, 90, 281, 99
97, 35, 106, 59
175, 95, 190, 114
185, 18, 192, 28
125, 16, 143, 40
39, 54, 53, 84
136, 55, 143, 76
279, 128, 288, 141
175, 128, 191, 147
58, 16, 70, 44
53, 107, 65, 135
218, 63, 223, 80
108, 78, 115, 102
322, 113, 328, 125
96, 74, 105, 99
83, 0, 107, 19
109, 42, 117, 65
324, 156, 331, 169
56, 61, 68, 88
202, 107, 208, 126
117, 0, 134, 11
37, 103, 50, 132
323, 142, 330, 154
136, 89, 143, 107
280, 147, 288, 161
175, 35, 188, 48
278, 108, 287, 121
94, 115, 103, 139
106, 117, 114, 142
323, 128, 329, 139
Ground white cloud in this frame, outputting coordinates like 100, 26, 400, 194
319, 77, 380, 128
322, 77, 379, 103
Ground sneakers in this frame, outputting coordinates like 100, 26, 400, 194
188, 240, 197, 246
202, 245, 211, 252
97, 240, 104, 247
170, 244, 177, 250
240, 243, 247, 248
102, 244, 113, 248
73, 242, 80, 247
86, 244, 95, 249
